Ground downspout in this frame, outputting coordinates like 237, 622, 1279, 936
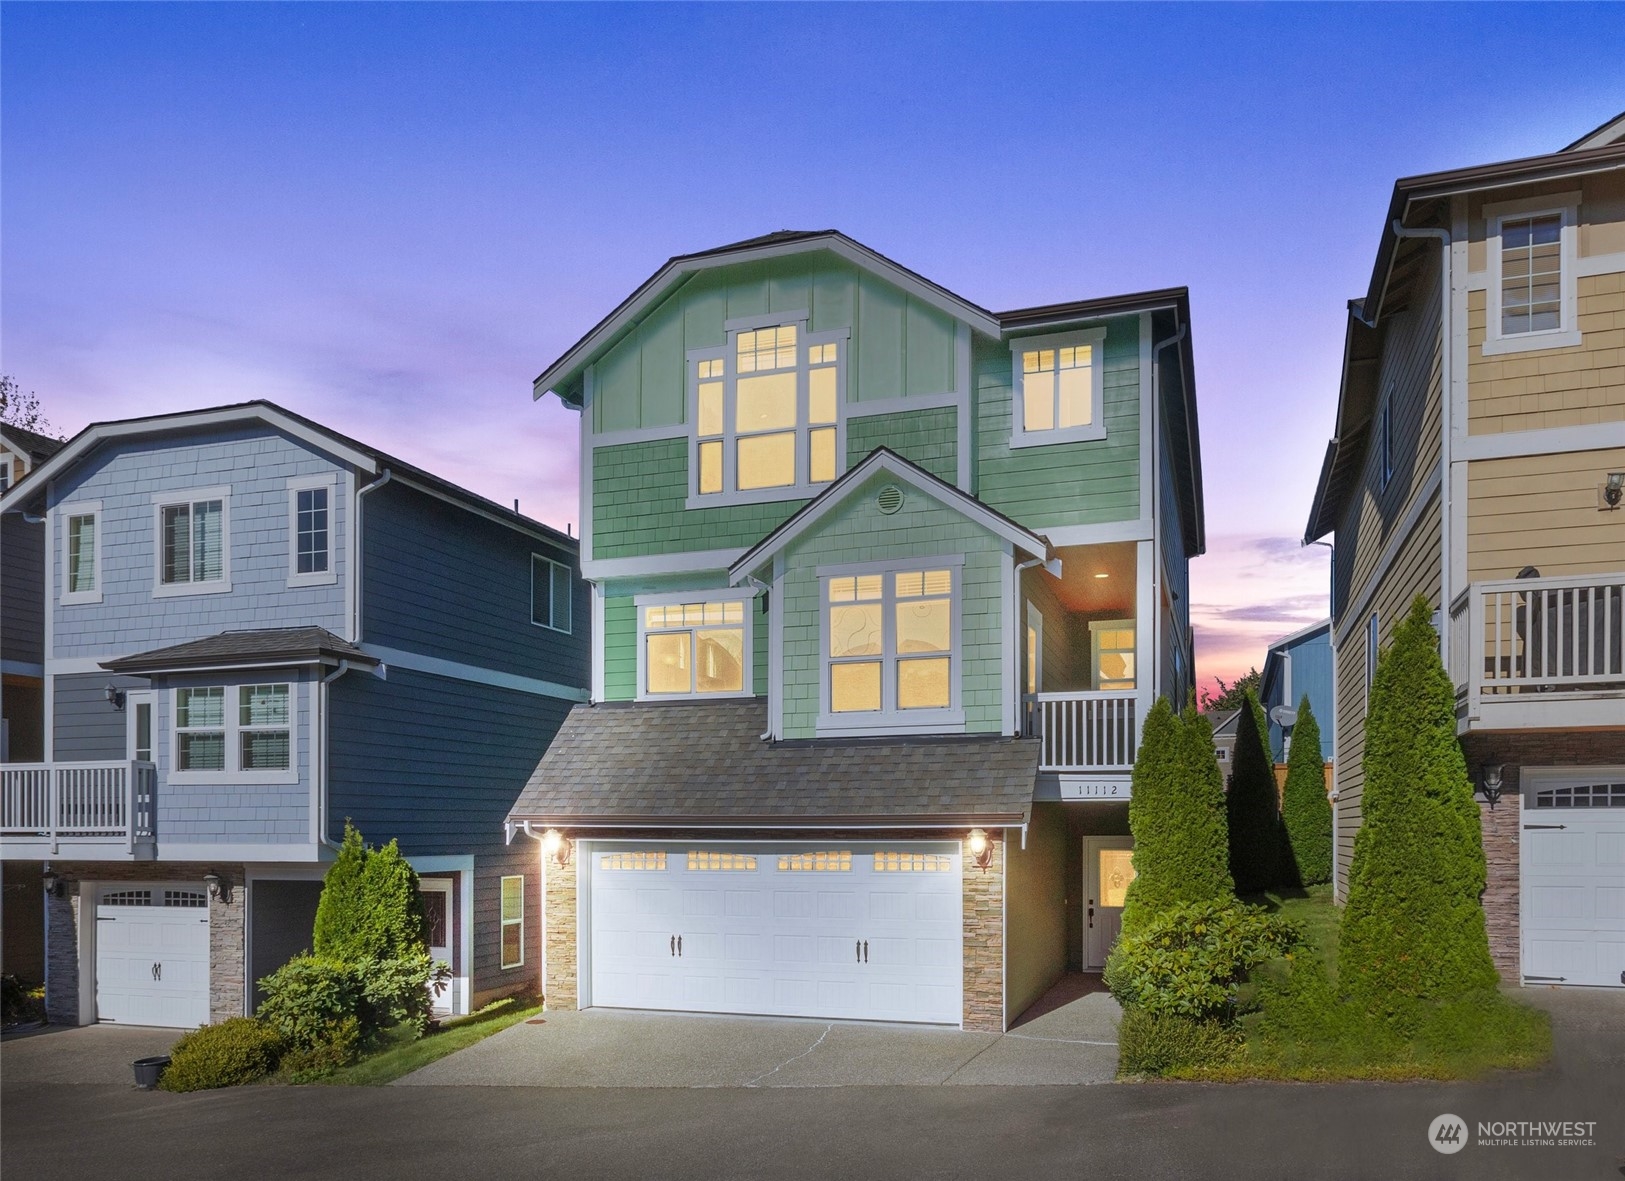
738, 575, 774, 740
1151, 322, 1188, 703
1389, 220, 1453, 672
317, 660, 353, 853
352, 469, 393, 644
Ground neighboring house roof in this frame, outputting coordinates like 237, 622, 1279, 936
1305, 130, 1625, 543
0, 400, 574, 549
101, 627, 377, 675
1203, 709, 1241, 739
0, 422, 66, 464
1259, 618, 1332, 704
729, 447, 1050, 583
506, 699, 1039, 829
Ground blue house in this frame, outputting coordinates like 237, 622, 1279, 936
0, 402, 587, 1028
1258, 619, 1333, 765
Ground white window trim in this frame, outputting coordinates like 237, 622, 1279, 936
816, 555, 966, 737
685, 323, 850, 510
152, 485, 232, 598
1009, 326, 1108, 449
499, 875, 525, 969
59, 500, 103, 606
168, 681, 300, 786
531, 553, 573, 633
1376, 391, 1394, 491
286, 475, 338, 589
633, 587, 757, 701
1365, 612, 1379, 710
1482, 191, 1582, 357
1089, 617, 1136, 692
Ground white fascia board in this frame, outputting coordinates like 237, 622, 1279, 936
1267, 618, 1333, 653
581, 549, 743, 581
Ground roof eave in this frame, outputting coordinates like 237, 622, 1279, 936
500, 811, 1031, 830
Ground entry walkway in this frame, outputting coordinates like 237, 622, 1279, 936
398, 972, 1122, 1088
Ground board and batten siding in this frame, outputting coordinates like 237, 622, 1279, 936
590, 253, 963, 434
777, 471, 1006, 738
48, 427, 349, 661
362, 481, 585, 686
1466, 447, 1625, 582
2, 516, 45, 666
974, 318, 1141, 528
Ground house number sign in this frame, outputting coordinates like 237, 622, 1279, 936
1060, 782, 1128, 800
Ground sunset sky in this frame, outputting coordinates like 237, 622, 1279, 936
5, 3, 1623, 695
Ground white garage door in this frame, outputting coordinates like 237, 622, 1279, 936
1522, 777, 1625, 988
96, 885, 211, 1027
588, 842, 962, 1024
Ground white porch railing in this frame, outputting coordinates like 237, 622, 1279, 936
0, 761, 157, 854
1452, 572, 1625, 710
1021, 691, 1139, 772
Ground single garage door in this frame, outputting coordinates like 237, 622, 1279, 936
1522, 776, 1625, 988
96, 884, 211, 1027
589, 842, 962, 1024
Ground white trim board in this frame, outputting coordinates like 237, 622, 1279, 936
359, 644, 589, 703
1458, 421, 1625, 461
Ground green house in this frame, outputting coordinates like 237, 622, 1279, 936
509, 230, 1204, 1031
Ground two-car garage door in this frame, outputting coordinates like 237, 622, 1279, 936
1522, 775, 1625, 988
588, 842, 962, 1024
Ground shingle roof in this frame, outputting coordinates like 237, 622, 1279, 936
508, 699, 1038, 827
101, 627, 376, 674
1, 422, 65, 463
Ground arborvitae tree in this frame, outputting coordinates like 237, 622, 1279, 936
1339, 596, 1498, 1020
1281, 696, 1333, 885
1122, 698, 1233, 937
312, 822, 368, 958
1225, 690, 1283, 895
313, 824, 427, 962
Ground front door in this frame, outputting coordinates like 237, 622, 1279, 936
1082, 837, 1136, 969
419, 880, 454, 1013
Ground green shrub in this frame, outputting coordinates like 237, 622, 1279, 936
256, 954, 364, 1050
360, 952, 437, 1038
2, 974, 45, 1024
312, 822, 368, 960
158, 1018, 284, 1092
1281, 697, 1332, 885
1105, 898, 1301, 1019
1226, 691, 1287, 894
278, 1016, 362, 1080
1121, 699, 1233, 936
1116, 1008, 1243, 1076
313, 823, 427, 963
1340, 596, 1498, 1022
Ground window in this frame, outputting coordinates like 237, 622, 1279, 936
636, 595, 751, 699
1365, 612, 1380, 708
600, 851, 667, 871
820, 562, 962, 732
1091, 620, 1136, 691
687, 851, 757, 871
1097, 849, 1136, 908
689, 318, 845, 505
155, 488, 229, 595
1484, 194, 1581, 356
1533, 782, 1625, 808
532, 555, 572, 632
777, 851, 852, 872
172, 683, 296, 781
287, 478, 335, 587
500, 876, 524, 969
1377, 394, 1393, 491
60, 503, 101, 604
1009, 327, 1107, 448
874, 851, 952, 872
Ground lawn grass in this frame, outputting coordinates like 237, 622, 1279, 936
308, 995, 541, 1086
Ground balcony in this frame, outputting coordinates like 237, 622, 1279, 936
1021, 690, 1138, 797
0, 761, 157, 858
1450, 572, 1625, 732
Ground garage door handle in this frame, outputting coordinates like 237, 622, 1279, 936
670, 936, 675, 957
856, 940, 861, 963
863, 940, 868, 964
151, 962, 161, 982
677, 936, 682, 957
1523, 824, 1566, 830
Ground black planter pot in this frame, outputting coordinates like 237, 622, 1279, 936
132, 1055, 171, 1090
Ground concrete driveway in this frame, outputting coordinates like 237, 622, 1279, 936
1, 1024, 180, 1086
399, 973, 1122, 1088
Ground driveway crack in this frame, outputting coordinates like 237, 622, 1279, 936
744, 1023, 834, 1087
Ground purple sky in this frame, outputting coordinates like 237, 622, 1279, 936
5, 3, 1623, 694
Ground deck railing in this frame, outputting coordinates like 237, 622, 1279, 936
0, 761, 157, 854
1452, 572, 1625, 709
1020, 691, 1139, 772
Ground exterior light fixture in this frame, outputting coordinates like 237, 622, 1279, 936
203, 871, 230, 903
966, 828, 993, 873
104, 684, 126, 709
1093, 572, 1109, 579
541, 828, 573, 868
1478, 764, 1506, 811
1604, 472, 1624, 509
42, 869, 63, 899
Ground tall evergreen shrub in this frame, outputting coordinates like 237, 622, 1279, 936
1339, 597, 1498, 1020
313, 824, 426, 962
1281, 696, 1333, 885
312, 822, 368, 958
1226, 690, 1284, 895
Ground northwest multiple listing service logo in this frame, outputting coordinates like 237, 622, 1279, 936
1429, 1113, 1599, 1154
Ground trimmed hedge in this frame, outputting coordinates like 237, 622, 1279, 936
158, 1018, 284, 1092
1117, 1007, 1243, 1076
1339, 596, 1498, 1022
1226, 690, 1285, 895
1281, 696, 1332, 885
1104, 898, 1301, 1020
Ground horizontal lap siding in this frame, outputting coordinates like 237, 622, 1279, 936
471, 844, 540, 1006
51, 672, 147, 761
1467, 447, 1625, 581
846, 407, 958, 483
2, 516, 44, 665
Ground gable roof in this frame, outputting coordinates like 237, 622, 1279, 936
0, 400, 574, 549
101, 627, 376, 675
728, 447, 1050, 583
1563, 110, 1625, 153
1, 423, 66, 465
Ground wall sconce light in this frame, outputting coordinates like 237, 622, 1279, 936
966, 828, 993, 873
541, 829, 573, 868
42, 869, 63, 899
1478, 764, 1506, 811
203, 871, 230, 903
1603, 473, 1624, 510
104, 684, 126, 710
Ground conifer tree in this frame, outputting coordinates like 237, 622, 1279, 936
1281, 696, 1333, 885
1225, 690, 1282, 895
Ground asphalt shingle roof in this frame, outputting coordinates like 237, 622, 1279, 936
101, 627, 375, 674
508, 699, 1038, 827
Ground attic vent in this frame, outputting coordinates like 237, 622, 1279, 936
876, 485, 904, 515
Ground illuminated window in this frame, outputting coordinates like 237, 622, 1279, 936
686, 851, 758, 871
638, 597, 750, 698
1097, 849, 1136, 908
690, 321, 844, 502
1090, 620, 1136, 691
601, 851, 668, 871
1010, 328, 1107, 448
500, 876, 524, 969
777, 851, 852, 872
874, 851, 952, 872
822, 565, 960, 729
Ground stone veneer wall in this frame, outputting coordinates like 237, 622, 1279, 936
961, 830, 1005, 1032
542, 845, 578, 1011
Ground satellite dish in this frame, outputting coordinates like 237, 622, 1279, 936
1269, 705, 1298, 728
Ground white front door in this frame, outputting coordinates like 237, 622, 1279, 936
1521, 773, 1625, 988
95, 884, 211, 1027
1082, 837, 1136, 969
588, 842, 962, 1024
419, 880, 455, 1013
